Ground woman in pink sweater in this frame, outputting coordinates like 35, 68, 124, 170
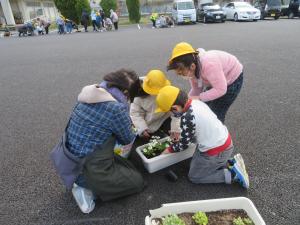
167, 42, 244, 122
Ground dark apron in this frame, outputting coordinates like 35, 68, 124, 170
83, 136, 144, 201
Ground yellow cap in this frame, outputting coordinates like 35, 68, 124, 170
169, 42, 197, 64
142, 70, 171, 95
155, 86, 180, 113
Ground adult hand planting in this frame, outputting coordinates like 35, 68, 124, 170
141, 129, 151, 139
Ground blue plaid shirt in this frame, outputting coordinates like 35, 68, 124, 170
66, 101, 135, 157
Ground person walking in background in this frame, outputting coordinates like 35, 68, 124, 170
81, 10, 89, 32
110, 9, 119, 30
167, 42, 244, 123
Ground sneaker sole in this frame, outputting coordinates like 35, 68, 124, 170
72, 187, 95, 214
233, 153, 249, 188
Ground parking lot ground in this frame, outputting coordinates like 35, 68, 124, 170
0, 19, 299, 225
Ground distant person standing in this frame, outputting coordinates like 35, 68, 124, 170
96, 12, 102, 31
81, 10, 89, 32
110, 9, 119, 30
100, 10, 105, 27
56, 15, 65, 34
91, 11, 98, 32
150, 12, 158, 28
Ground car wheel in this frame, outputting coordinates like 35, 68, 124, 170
234, 13, 238, 22
288, 12, 294, 19
221, 19, 225, 23
253, 19, 257, 22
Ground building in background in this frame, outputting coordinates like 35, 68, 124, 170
0, 0, 58, 25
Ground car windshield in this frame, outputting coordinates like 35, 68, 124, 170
203, 4, 221, 10
178, 2, 195, 10
235, 3, 252, 8
267, 0, 281, 7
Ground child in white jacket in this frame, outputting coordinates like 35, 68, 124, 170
130, 70, 181, 141
155, 86, 249, 188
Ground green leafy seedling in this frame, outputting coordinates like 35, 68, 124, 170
233, 217, 245, 225
243, 217, 254, 225
162, 214, 185, 225
192, 211, 208, 225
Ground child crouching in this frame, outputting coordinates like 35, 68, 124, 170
156, 86, 249, 188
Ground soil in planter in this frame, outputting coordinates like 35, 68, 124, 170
152, 209, 251, 225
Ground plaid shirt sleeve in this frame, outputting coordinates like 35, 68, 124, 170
171, 108, 196, 152
111, 104, 136, 145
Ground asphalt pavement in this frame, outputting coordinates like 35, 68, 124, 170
0, 19, 299, 225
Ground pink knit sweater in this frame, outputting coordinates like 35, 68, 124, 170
189, 50, 243, 102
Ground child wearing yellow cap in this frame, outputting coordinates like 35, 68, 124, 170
156, 86, 249, 189
130, 70, 181, 141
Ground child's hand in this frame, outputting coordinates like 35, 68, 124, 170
161, 148, 172, 155
170, 131, 180, 142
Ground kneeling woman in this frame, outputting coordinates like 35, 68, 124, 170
58, 69, 144, 213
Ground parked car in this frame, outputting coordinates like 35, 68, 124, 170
253, 0, 281, 19
223, 2, 261, 21
197, 3, 226, 23
281, 0, 300, 18
172, 0, 197, 24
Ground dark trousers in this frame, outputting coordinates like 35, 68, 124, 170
113, 22, 118, 30
206, 73, 244, 123
92, 20, 97, 31
58, 24, 64, 34
82, 21, 88, 32
45, 25, 49, 34
151, 19, 156, 27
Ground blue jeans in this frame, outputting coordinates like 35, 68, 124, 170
66, 23, 72, 33
58, 24, 64, 34
206, 73, 243, 123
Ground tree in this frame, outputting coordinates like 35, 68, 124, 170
75, 0, 91, 22
126, 0, 141, 23
54, 0, 91, 24
100, 0, 117, 19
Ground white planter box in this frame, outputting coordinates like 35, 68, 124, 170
145, 197, 266, 225
136, 137, 196, 173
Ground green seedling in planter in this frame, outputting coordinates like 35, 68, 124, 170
192, 211, 208, 225
233, 217, 254, 225
233, 217, 245, 225
142, 137, 171, 159
162, 214, 186, 225
243, 218, 254, 225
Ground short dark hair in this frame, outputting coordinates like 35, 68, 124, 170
103, 69, 140, 102
173, 90, 188, 108
167, 53, 197, 71
135, 79, 150, 98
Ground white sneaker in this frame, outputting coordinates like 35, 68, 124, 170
72, 184, 95, 213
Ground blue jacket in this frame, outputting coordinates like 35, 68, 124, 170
66, 84, 135, 157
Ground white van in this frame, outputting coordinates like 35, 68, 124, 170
172, 0, 197, 24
